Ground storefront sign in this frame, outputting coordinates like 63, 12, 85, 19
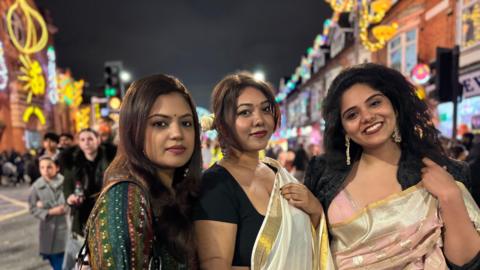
461, 69, 480, 98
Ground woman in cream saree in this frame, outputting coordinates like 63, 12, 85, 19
328, 181, 480, 269
304, 64, 480, 270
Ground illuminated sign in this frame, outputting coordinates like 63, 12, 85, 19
0, 42, 8, 91
47, 46, 58, 104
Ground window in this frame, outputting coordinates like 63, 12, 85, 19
388, 29, 418, 75
460, 0, 480, 49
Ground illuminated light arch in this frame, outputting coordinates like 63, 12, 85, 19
6, 0, 48, 54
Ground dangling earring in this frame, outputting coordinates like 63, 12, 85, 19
183, 168, 189, 178
392, 126, 402, 143
345, 135, 351, 166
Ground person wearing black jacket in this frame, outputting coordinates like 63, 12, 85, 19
61, 128, 115, 269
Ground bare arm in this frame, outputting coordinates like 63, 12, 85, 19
195, 220, 237, 270
421, 158, 480, 265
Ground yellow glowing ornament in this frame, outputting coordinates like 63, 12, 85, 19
327, 0, 354, 13
415, 86, 426, 100
75, 106, 91, 132
359, 0, 397, 51
371, 0, 392, 15
108, 97, 121, 110
18, 54, 45, 103
23, 105, 46, 125
372, 23, 399, 41
6, 0, 48, 54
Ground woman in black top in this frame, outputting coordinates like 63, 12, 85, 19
193, 72, 322, 269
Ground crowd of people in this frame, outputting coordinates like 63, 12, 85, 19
1, 63, 479, 269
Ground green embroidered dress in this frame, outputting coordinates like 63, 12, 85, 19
86, 182, 187, 269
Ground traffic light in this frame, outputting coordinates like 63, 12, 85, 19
104, 61, 123, 97
435, 47, 460, 102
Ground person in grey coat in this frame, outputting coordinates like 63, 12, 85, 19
28, 156, 67, 270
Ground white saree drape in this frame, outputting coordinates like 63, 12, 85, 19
251, 157, 335, 270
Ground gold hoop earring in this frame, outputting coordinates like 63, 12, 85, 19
392, 126, 402, 143
345, 135, 351, 166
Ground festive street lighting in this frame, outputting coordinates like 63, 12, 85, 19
253, 70, 265, 81
120, 70, 132, 82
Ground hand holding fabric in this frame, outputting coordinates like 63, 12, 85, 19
421, 157, 462, 205
280, 183, 323, 227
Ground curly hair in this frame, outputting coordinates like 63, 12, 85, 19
104, 74, 202, 265
322, 63, 446, 169
210, 71, 281, 156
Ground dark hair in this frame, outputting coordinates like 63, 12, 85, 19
104, 74, 201, 265
43, 132, 59, 143
59, 133, 74, 140
322, 63, 446, 169
210, 71, 280, 155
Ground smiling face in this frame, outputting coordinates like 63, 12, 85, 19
144, 92, 195, 169
234, 87, 275, 153
340, 83, 398, 150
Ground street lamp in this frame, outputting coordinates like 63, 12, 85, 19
253, 70, 265, 81
120, 70, 132, 82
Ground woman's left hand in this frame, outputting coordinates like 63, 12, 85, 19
421, 157, 462, 204
280, 183, 323, 215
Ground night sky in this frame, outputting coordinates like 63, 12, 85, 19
36, 0, 331, 108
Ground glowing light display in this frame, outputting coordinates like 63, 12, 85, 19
6, 0, 48, 54
57, 71, 84, 107
411, 64, 431, 85
22, 105, 46, 125
0, 42, 8, 91
75, 106, 91, 132
18, 54, 45, 103
47, 46, 58, 104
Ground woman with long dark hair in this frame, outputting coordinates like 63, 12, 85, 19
305, 64, 480, 269
84, 74, 202, 269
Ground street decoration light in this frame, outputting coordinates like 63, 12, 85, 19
47, 46, 59, 104
6, 0, 48, 55
254, 70, 266, 81
0, 42, 8, 91
18, 54, 45, 103
6, 0, 50, 126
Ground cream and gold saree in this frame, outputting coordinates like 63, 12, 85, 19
329, 182, 480, 270
250, 157, 335, 270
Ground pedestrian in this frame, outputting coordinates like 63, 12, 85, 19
194, 72, 325, 269
292, 143, 309, 181
61, 128, 115, 269
28, 156, 67, 270
305, 63, 480, 269
80, 74, 202, 269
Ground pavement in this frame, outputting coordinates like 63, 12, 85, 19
0, 183, 51, 270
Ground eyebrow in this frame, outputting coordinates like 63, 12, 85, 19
147, 113, 193, 120
341, 93, 384, 118
237, 100, 271, 109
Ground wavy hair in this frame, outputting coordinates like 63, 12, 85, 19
104, 74, 201, 265
322, 63, 446, 169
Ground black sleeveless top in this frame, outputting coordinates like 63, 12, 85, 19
193, 164, 271, 266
